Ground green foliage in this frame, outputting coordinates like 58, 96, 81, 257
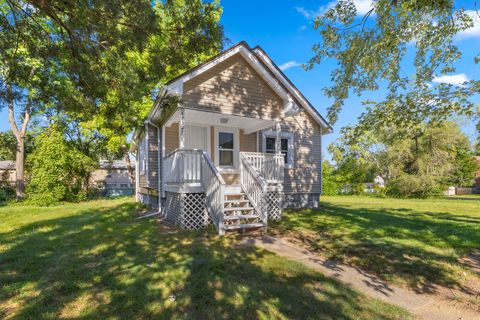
26, 125, 96, 206
322, 161, 339, 195
330, 121, 477, 198
387, 174, 442, 198
0, 131, 34, 161
306, 0, 479, 128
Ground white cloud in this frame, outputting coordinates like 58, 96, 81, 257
432, 73, 469, 86
296, 0, 375, 20
456, 10, 480, 39
298, 25, 307, 31
279, 61, 301, 71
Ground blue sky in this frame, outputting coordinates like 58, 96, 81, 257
1, 0, 479, 159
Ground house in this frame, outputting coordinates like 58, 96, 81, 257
91, 160, 135, 196
133, 41, 332, 235
0, 161, 15, 185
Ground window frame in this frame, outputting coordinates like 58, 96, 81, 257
261, 130, 294, 169
214, 127, 239, 172
139, 134, 147, 175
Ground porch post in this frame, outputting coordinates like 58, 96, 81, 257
275, 122, 281, 155
179, 107, 185, 149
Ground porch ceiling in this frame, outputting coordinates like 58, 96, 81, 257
166, 109, 277, 134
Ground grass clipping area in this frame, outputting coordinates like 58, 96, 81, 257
0, 198, 411, 319
273, 196, 480, 297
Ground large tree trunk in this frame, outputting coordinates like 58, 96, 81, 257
7, 81, 32, 201
15, 136, 25, 199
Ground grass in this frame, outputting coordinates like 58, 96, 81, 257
0, 197, 412, 319
272, 195, 480, 293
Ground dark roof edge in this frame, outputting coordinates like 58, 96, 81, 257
252, 45, 333, 132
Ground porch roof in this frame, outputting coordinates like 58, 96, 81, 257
165, 108, 276, 134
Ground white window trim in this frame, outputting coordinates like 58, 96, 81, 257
214, 127, 239, 173
139, 134, 147, 175
179, 122, 211, 155
261, 130, 294, 169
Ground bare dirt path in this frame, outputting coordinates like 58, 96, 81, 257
241, 235, 480, 320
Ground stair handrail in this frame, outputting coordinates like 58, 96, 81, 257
200, 150, 226, 235
239, 153, 268, 231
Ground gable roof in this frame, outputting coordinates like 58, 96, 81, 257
148, 41, 332, 134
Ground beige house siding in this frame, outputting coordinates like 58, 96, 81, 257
182, 54, 284, 121
240, 130, 257, 153
139, 124, 160, 190
165, 122, 179, 155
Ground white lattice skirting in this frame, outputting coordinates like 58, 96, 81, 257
164, 192, 210, 230
266, 191, 282, 220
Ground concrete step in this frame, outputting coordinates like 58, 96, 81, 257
223, 214, 259, 221
223, 222, 264, 231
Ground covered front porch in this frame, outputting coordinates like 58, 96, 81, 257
159, 107, 285, 235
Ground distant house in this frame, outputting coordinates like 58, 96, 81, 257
0, 161, 15, 185
91, 160, 135, 196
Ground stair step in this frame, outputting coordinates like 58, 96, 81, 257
224, 193, 245, 197
223, 222, 264, 231
224, 206, 254, 212
224, 199, 250, 204
224, 214, 259, 221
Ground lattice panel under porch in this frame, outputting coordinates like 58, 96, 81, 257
164, 192, 210, 230
266, 191, 282, 220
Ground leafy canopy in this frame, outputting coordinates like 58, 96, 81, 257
307, 0, 479, 129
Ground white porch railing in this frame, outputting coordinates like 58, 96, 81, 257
200, 150, 225, 234
163, 148, 225, 233
239, 153, 268, 231
163, 148, 203, 184
240, 152, 284, 183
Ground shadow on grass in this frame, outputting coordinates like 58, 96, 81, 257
273, 201, 480, 295
0, 200, 408, 319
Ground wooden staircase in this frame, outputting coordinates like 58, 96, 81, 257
222, 185, 265, 233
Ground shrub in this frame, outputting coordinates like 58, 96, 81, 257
322, 179, 339, 195
0, 186, 15, 203
387, 174, 443, 198
26, 125, 96, 206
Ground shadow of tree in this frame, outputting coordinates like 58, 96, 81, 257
273, 199, 480, 295
0, 199, 410, 319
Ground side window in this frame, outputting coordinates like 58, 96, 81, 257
263, 132, 294, 168
139, 136, 147, 175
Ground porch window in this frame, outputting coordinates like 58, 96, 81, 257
262, 131, 294, 168
265, 137, 289, 164
219, 132, 234, 167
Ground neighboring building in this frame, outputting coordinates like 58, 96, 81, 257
0, 160, 15, 185
133, 41, 332, 235
91, 160, 135, 196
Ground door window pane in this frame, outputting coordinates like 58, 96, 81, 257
219, 150, 234, 166
219, 132, 234, 149
266, 137, 275, 153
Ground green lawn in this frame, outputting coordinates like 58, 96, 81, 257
0, 198, 411, 320
273, 196, 480, 293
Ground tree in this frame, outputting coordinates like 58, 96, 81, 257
330, 120, 477, 197
26, 124, 96, 206
306, 0, 479, 129
322, 160, 339, 195
1, 0, 224, 200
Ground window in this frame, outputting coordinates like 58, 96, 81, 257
262, 131, 294, 168
120, 184, 128, 188
139, 136, 147, 175
219, 132, 234, 167
214, 127, 239, 171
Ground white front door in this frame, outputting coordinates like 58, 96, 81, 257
185, 125, 209, 153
